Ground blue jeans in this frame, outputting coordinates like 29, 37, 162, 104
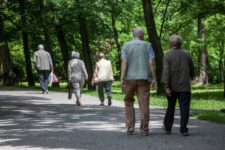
38, 70, 50, 92
164, 92, 191, 133
97, 81, 112, 102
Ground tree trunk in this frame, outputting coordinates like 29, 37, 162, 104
19, 0, 34, 86
111, 12, 121, 74
0, 15, 11, 73
78, 14, 95, 90
142, 0, 164, 95
197, 17, 208, 85
55, 25, 70, 78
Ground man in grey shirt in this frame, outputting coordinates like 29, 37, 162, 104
161, 35, 195, 136
34, 44, 53, 94
121, 27, 157, 136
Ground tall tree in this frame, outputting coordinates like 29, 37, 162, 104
78, 13, 94, 89
55, 24, 70, 78
18, 0, 34, 86
197, 16, 208, 85
0, 14, 11, 75
142, 0, 164, 95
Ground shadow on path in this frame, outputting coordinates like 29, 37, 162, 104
0, 94, 224, 150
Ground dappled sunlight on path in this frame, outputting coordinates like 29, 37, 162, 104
0, 89, 224, 150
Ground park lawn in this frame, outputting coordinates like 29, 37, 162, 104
83, 81, 225, 124
20, 81, 225, 124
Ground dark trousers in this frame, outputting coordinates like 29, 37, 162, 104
38, 70, 49, 92
97, 81, 113, 102
164, 92, 191, 133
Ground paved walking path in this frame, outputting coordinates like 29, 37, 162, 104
0, 88, 224, 150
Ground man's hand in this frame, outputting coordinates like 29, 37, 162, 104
165, 88, 172, 96
91, 80, 95, 86
150, 78, 157, 88
120, 79, 126, 92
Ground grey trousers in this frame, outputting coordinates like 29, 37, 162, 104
38, 70, 50, 92
97, 81, 113, 102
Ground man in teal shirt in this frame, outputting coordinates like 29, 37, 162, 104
121, 27, 157, 136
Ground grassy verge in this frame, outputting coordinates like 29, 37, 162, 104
192, 111, 225, 124
13, 81, 225, 124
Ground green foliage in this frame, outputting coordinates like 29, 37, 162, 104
1, 0, 225, 85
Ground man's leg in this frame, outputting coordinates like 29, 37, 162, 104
124, 80, 136, 133
124, 80, 137, 134
105, 81, 113, 106
43, 70, 49, 92
178, 92, 191, 134
97, 82, 105, 105
163, 93, 177, 132
38, 71, 45, 92
136, 80, 150, 135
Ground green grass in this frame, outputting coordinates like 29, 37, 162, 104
192, 111, 225, 124
17, 81, 225, 124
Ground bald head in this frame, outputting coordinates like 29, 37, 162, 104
169, 35, 182, 49
133, 27, 144, 40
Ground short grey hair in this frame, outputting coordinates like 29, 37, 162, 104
133, 27, 144, 38
169, 35, 182, 48
38, 44, 44, 50
71, 51, 80, 59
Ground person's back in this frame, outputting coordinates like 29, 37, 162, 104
34, 49, 52, 71
96, 58, 113, 82
123, 39, 152, 81
69, 59, 86, 78
164, 48, 194, 92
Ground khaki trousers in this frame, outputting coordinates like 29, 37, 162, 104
124, 80, 150, 132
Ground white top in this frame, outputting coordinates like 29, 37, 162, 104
96, 58, 114, 82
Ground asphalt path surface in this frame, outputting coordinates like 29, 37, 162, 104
0, 88, 224, 150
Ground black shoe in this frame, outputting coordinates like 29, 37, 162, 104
162, 125, 171, 134
181, 132, 190, 136
108, 101, 112, 106
100, 102, 104, 106
127, 127, 134, 135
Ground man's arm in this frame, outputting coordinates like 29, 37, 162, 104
148, 59, 157, 88
120, 59, 127, 86
161, 56, 171, 96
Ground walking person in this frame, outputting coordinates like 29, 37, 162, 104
34, 44, 53, 94
91, 52, 114, 106
68, 51, 88, 106
120, 27, 157, 136
161, 35, 195, 136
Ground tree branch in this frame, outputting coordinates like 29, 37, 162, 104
159, 0, 171, 39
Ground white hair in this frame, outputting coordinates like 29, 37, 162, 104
38, 44, 44, 50
133, 27, 144, 38
71, 51, 80, 59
